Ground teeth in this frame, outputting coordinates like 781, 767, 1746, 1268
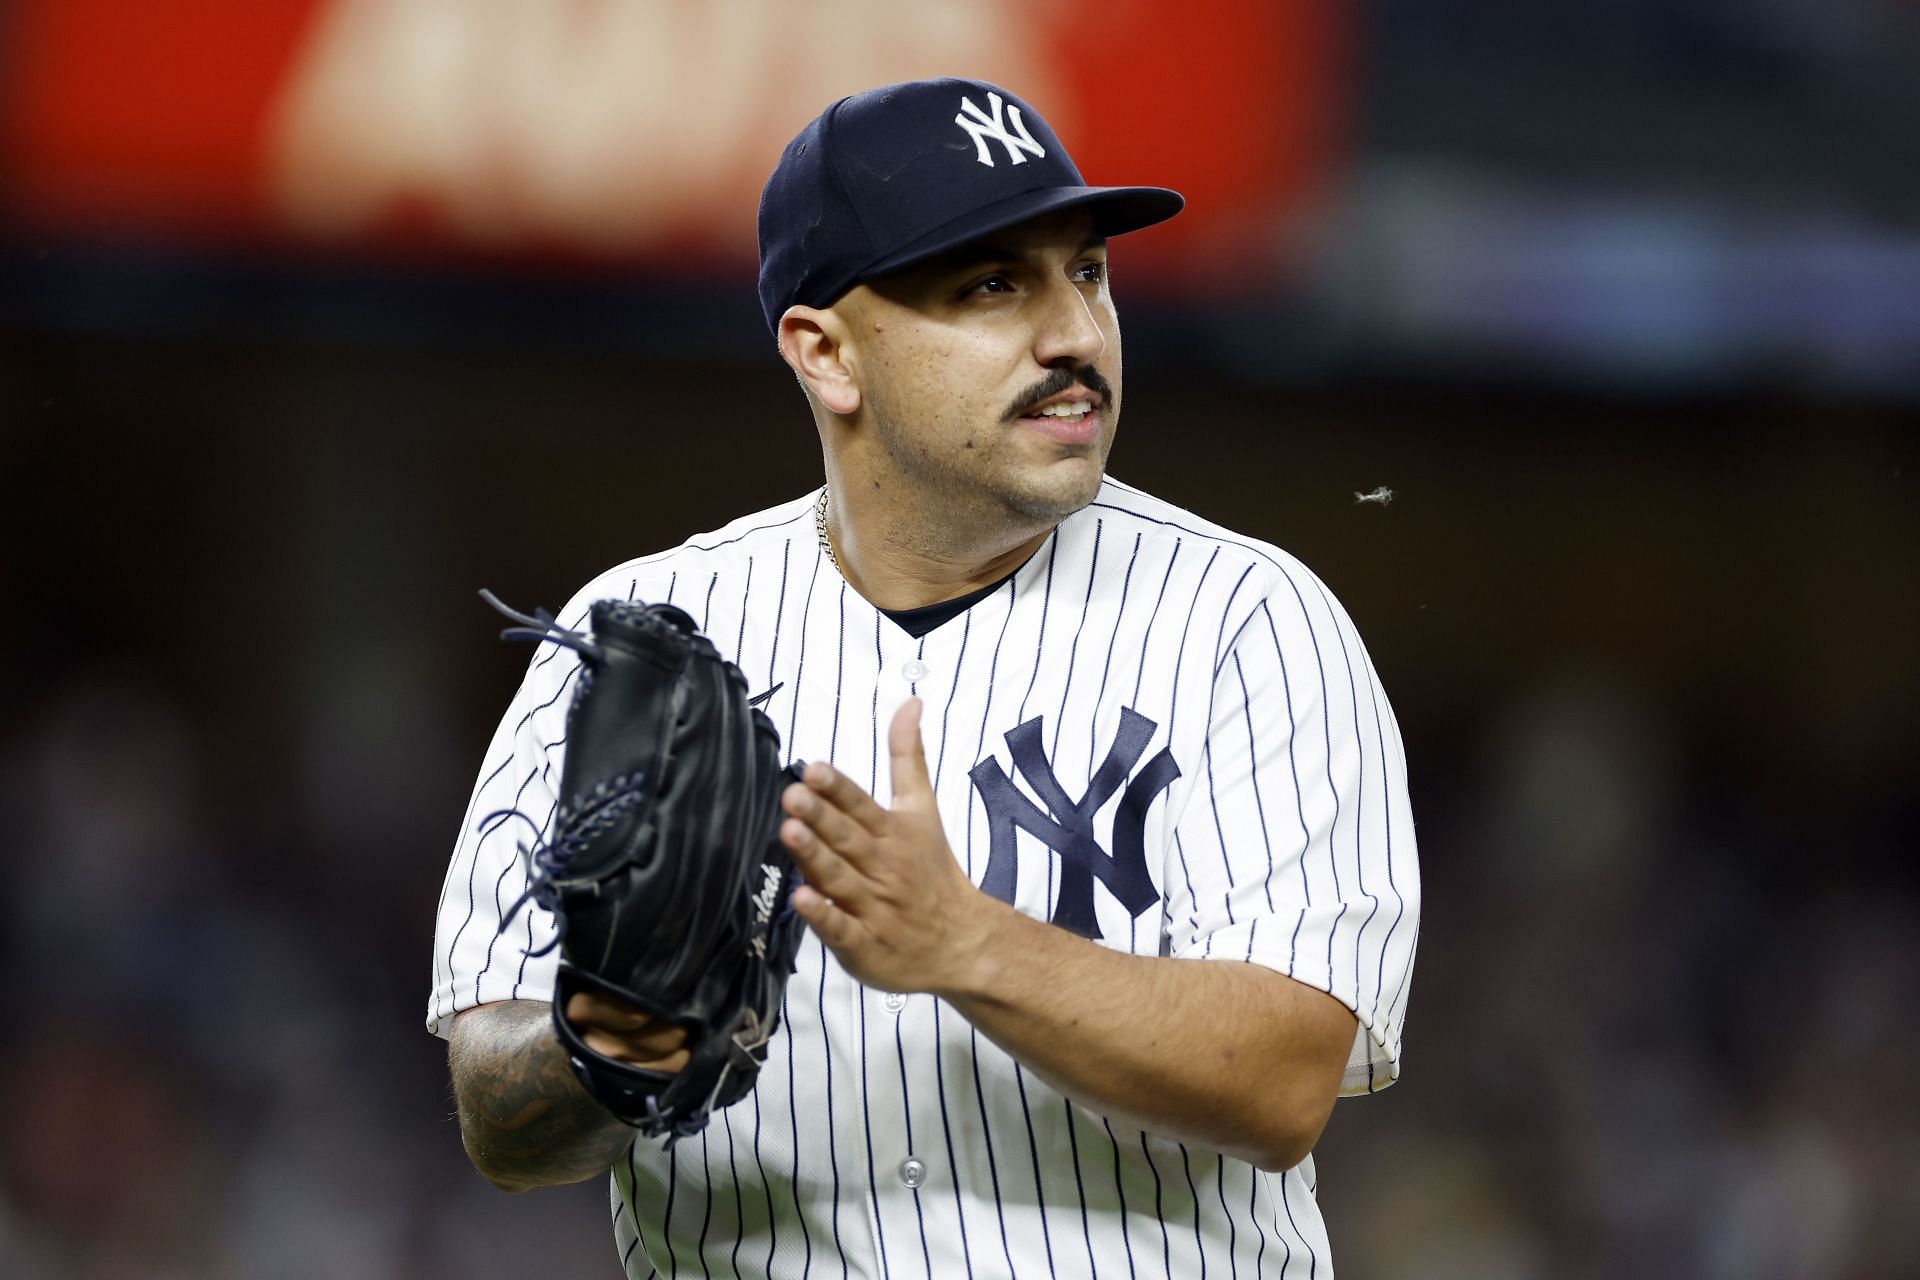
1036, 402, 1091, 418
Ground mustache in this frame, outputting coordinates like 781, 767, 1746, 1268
1003, 366, 1113, 422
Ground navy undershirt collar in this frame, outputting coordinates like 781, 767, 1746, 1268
879, 569, 1017, 638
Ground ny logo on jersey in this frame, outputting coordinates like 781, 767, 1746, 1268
954, 91, 1046, 167
969, 707, 1181, 938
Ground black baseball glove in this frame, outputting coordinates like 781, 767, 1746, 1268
480, 590, 804, 1142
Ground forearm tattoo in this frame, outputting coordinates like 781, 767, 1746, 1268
448, 1001, 636, 1189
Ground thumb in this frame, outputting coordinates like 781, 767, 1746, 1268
888, 697, 933, 806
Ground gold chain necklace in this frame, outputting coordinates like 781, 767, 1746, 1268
814, 487, 843, 576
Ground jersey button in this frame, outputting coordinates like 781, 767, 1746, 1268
883, 991, 907, 1013
898, 1157, 927, 1189
901, 659, 929, 682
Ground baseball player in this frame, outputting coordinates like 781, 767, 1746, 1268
431, 78, 1419, 1278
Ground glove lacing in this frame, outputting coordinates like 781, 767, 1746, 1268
483, 778, 648, 956
475, 589, 632, 955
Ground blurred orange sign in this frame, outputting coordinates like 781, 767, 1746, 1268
2, 0, 1345, 283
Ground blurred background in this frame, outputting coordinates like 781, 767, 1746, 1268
2, 1, 1916, 1277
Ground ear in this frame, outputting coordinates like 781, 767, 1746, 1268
778, 304, 862, 417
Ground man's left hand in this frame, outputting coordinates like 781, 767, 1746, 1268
779, 698, 1001, 995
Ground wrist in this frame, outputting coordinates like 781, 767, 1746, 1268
929, 889, 1026, 1005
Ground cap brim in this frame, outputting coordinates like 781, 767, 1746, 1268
815, 184, 1185, 305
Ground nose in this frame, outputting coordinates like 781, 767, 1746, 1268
1031, 274, 1107, 369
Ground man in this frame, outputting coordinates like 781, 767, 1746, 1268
431, 78, 1419, 1278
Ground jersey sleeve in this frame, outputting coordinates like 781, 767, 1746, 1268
1163, 570, 1421, 1095
424, 609, 587, 1039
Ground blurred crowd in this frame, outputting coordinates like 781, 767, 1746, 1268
2, 643, 1912, 1278
0, 665, 616, 1279
1321, 672, 1920, 1280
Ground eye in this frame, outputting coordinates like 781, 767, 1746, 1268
1073, 258, 1108, 285
966, 273, 1016, 297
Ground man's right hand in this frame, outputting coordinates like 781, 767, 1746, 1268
564, 992, 690, 1072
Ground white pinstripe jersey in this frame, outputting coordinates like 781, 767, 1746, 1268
430, 476, 1420, 1279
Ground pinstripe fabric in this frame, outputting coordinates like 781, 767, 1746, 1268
431, 480, 1420, 1278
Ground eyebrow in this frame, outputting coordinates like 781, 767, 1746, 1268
942, 229, 1108, 271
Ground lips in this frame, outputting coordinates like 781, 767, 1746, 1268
1016, 399, 1101, 444
1020, 391, 1100, 418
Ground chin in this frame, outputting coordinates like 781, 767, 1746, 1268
1003, 459, 1106, 523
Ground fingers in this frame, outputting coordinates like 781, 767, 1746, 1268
564, 992, 691, 1072
791, 882, 864, 953
582, 1033, 691, 1074
781, 728, 968, 994
781, 781, 874, 902
799, 760, 889, 834
888, 698, 932, 805
781, 815, 868, 907
566, 991, 662, 1034
783, 779, 870, 855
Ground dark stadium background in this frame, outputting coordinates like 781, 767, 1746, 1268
3, 3, 1916, 1277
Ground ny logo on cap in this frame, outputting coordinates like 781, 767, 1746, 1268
954, 91, 1046, 167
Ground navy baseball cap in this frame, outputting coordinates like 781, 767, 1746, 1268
757, 78, 1184, 333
